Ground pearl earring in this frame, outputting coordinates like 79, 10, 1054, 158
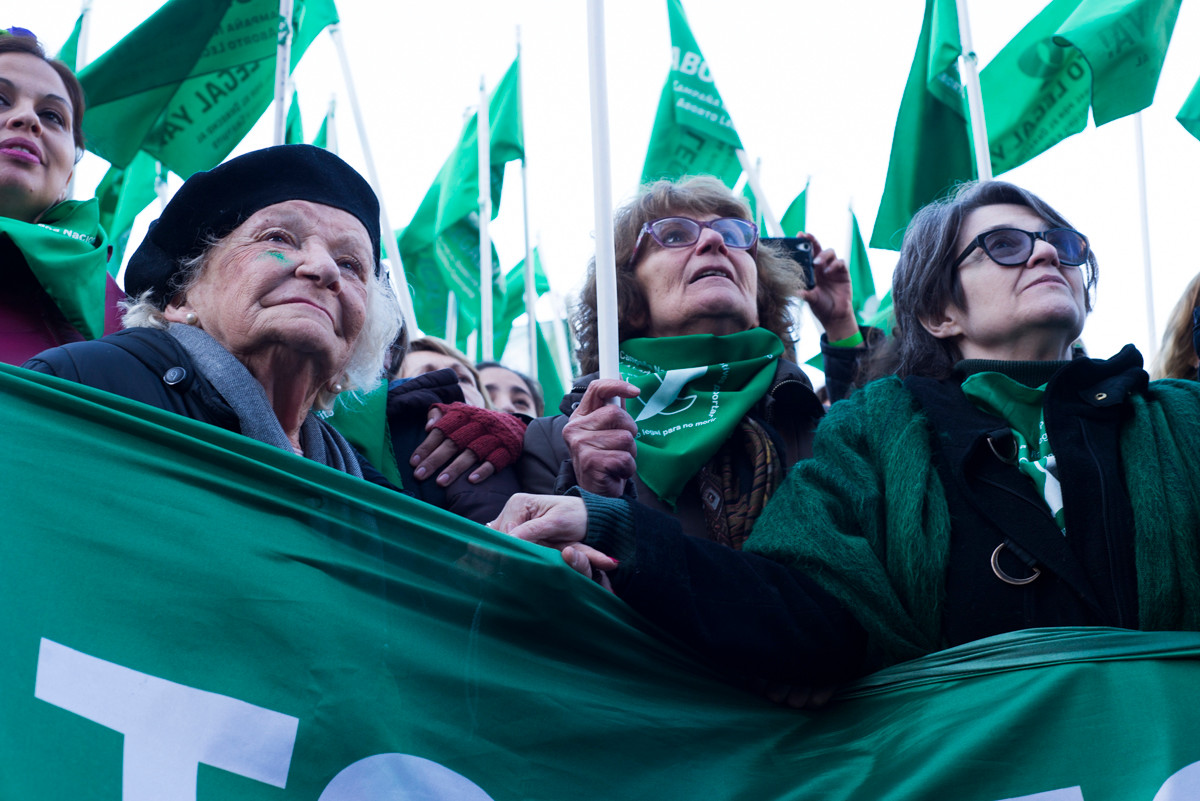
184, 312, 199, 326
331, 382, 345, 394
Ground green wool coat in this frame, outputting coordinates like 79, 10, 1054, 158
745, 374, 1200, 671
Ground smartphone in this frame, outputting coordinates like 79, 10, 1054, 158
762, 237, 815, 290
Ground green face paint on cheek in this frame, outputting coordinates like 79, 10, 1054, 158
263, 251, 291, 266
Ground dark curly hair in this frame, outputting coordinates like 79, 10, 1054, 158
573, 176, 806, 375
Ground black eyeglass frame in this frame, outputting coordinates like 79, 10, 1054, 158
629, 216, 759, 268
952, 227, 1090, 270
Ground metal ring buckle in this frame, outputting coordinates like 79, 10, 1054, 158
990, 542, 1041, 586
986, 435, 1018, 464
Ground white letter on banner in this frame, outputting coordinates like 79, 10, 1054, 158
1153, 760, 1200, 800
318, 754, 494, 801
34, 638, 298, 801
679, 51, 701, 76
996, 789, 1084, 801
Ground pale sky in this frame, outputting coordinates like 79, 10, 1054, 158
18, 0, 1200, 380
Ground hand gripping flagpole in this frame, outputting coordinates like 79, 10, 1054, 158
586, 0, 619, 383
329, 24, 418, 332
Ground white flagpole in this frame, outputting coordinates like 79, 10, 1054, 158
329, 24, 417, 331
65, 0, 92, 200
734, 150, 781, 236
76, 0, 93, 70
955, 0, 992, 181
1134, 112, 1156, 356
517, 28, 537, 378
446, 292, 458, 347
586, 0, 619, 381
273, 0, 294, 147
324, 96, 338, 154
478, 76, 494, 363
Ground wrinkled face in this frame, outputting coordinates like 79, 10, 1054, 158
400, 350, 486, 408
931, 203, 1088, 360
479, 365, 535, 416
167, 200, 371, 380
633, 212, 759, 338
0, 53, 76, 223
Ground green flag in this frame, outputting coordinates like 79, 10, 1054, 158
312, 106, 331, 150
848, 209, 876, 323
865, 288, 895, 332
983, 0, 1182, 174
10, 365, 1200, 798
870, 0, 974, 251
285, 89, 303, 145
397, 56, 524, 335
1179, 76, 1200, 141
397, 218, 503, 353
780, 180, 808, 236
493, 247, 551, 363
93, 151, 159, 275
77, 0, 338, 176
536, 319, 567, 415
55, 12, 84, 71
641, 0, 744, 187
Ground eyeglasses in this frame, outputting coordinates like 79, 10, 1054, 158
953, 227, 1090, 269
630, 216, 759, 265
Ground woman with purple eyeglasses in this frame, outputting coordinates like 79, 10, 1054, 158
519, 175, 869, 550
497, 180, 1200, 702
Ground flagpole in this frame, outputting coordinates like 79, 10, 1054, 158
329, 24, 418, 331
325, 96, 338, 154
517, 28, 537, 378
734, 150, 781, 236
273, 0, 294, 146
66, 0, 92, 201
1134, 111, 1156, 356
586, 0, 619, 382
478, 76, 494, 363
76, 0, 92, 70
955, 0, 991, 181
446, 292, 458, 347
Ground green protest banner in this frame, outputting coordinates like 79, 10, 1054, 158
77, 0, 337, 177
7, 366, 1200, 799
983, 0, 1182, 175
641, 0, 744, 187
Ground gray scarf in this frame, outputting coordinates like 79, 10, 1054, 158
168, 323, 363, 477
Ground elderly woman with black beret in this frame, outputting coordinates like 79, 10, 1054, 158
25, 145, 397, 478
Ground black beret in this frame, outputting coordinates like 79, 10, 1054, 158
124, 144, 381, 301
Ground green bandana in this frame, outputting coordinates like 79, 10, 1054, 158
961, 372, 1066, 535
0, 199, 110, 340
619, 328, 783, 507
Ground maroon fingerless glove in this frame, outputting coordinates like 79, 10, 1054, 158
430, 403, 527, 472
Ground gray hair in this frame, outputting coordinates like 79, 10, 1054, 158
120, 245, 403, 410
891, 180, 1098, 380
